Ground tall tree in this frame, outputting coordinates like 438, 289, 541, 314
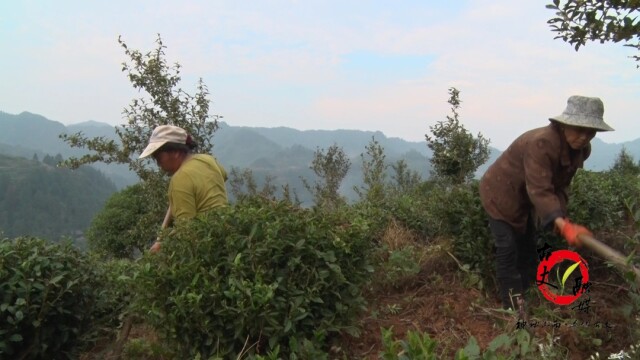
355, 136, 388, 204
59, 35, 221, 256
302, 144, 351, 210
61, 35, 220, 179
425, 87, 490, 184
547, 0, 640, 64
389, 159, 421, 194
610, 147, 640, 176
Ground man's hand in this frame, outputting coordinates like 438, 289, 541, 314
560, 219, 592, 246
150, 241, 162, 254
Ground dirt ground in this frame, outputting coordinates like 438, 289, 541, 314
337, 238, 639, 360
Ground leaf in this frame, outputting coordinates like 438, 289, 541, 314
9, 334, 23, 342
248, 223, 258, 240
50, 274, 64, 285
462, 336, 480, 357
487, 333, 511, 351
517, 329, 530, 355
32, 282, 45, 290
561, 260, 581, 288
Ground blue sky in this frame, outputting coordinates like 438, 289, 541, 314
1, 1, 638, 149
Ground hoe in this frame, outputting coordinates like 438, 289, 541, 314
578, 233, 640, 287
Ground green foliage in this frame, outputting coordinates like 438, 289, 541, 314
229, 167, 261, 200
428, 181, 493, 276
227, 167, 295, 204
58, 35, 221, 247
0, 154, 116, 243
131, 199, 375, 359
355, 137, 388, 205
87, 183, 157, 258
610, 147, 640, 176
384, 187, 438, 239
425, 88, 490, 184
567, 169, 640, 231
389, 159, 422, 195
302, 144, 351, 210
0, 237, 110, 358
376, 179, 493, 285
547, 0, 640, 64
376, 246, 423, 289
455, 330, 534, 359
380, 329, 536, 360
60, 35, 220, 180
380, 327, 438, 360
124, 338, 173, 359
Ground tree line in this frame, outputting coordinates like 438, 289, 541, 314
0, 153, 116, 244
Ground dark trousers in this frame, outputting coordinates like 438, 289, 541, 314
488, 218, 538, 309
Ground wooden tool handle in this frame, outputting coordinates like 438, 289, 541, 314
578, 233, 640, 285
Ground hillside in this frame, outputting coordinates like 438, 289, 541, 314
0, 112, 439, 198
0, 153, 117, 244
1, 110, 639, 198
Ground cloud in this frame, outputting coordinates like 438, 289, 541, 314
0, 0, 637, 149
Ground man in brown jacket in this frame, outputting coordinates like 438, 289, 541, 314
479, 95, 614, 315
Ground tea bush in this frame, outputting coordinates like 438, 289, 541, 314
378, 181, 493, 284
91, 258, 139, 334
567, 170, 624, 231
0, 237, 112, 358
131, 198, 376, 359
421, 181, 493, 276
381, 181, 447, 239
87, 183, 160, 259
385, 193, 438, 239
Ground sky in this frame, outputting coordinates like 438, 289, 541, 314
1, 1, 638, 150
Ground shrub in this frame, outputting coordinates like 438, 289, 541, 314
0, 237, 109, 358
425, 87, 490, 185
131, 199, 376, 359
87, 183, 158, 258
91, 258, 139, 333
567, 170, 623, 231
378, 181, 493, 285
385, 194, 438, 239
565, 169, 640, 254
382, 181, 445, 239
426, 182, 493, 277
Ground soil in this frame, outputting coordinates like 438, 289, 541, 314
337, 238, 639, 360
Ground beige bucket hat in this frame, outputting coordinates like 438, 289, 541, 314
139, 125, 188, 158
549, 95, 614, 131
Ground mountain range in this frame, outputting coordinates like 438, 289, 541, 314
1, 110, 639, 200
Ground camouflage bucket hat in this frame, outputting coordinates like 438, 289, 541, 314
549, 95, 614, 131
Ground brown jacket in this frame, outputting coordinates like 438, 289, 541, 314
479, 123, 590, 233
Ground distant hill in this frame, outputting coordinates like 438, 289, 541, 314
0, 111, 137, 188
1, 110, 638, 199
0, 111, 439, 199
0, 153, 117, 244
